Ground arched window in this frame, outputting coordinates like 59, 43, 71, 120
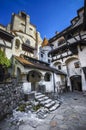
26, 39, 30, 46
54, 62, 62, 70
44, 73, 51, 81
15, 39, 20, 49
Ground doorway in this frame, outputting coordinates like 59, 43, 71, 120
27, 70, 42, 91
70, 75, 82, 91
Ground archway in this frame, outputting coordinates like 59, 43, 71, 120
27, 70, 42, 91
70, 75, 82, 91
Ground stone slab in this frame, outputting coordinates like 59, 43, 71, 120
41, 99, 52, 105
49, 103, 60, 111
45, 101, 55, 108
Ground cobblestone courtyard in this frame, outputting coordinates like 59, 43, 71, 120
0, 91, 86, 130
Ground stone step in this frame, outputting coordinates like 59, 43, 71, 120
37, 112, 47, 119
35, 92, 42, 96
49, 103, 60, 111
40, 99, 52, 105
35, 94, 45, 99
38, 96, 49, 102
35, 92, 60, 112
45, 101, 56, 108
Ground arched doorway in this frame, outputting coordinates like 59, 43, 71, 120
70, 75, 82, 91
27, 70, 42, 91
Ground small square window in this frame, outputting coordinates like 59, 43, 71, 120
41, 54, 43, 58
58, 65, 61, 70
74, 62, 80, 68
48, 59, 50, 63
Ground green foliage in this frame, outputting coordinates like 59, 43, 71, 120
16, 104, 26, 112
33, 104, 42, 111
0, 50, 11, 67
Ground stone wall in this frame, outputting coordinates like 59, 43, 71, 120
0, 80, 23, 120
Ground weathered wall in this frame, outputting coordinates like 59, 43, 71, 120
0, 80, 23, 120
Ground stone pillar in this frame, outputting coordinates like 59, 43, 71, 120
22, 74, 27, 82
67, 77, 72, 91
81, 70, 86, 91
22, 74, 31, 94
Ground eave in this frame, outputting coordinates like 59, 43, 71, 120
0, 29, 14, 42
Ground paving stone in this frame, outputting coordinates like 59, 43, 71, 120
36, 124, 49, 130
1, 92, 86, 130
55, 115, 64, 120
19, 124, 35, 130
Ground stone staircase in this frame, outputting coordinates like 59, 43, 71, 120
35, 92, 60, 112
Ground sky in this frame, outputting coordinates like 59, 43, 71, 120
0, 0, 84, 39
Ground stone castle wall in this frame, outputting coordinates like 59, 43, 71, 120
0, 79, 23, 120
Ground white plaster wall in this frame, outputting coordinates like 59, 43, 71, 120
22, 82, 31, 94
0, 39, 13, 59
67, 59, 81, 77
45, 81, 54, 92
5, 48, 12, 59
81, 70, 86, 91
78, 45, 86, 67
78, 45, 86, 91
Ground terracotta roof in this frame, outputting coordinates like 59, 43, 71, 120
15, 56, 34, 66
14, 56, 66, 75
42, 37, 48, 47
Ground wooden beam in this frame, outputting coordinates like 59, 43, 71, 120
52, 53, 73, 62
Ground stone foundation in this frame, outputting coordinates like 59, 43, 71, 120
0, 80, 23, 120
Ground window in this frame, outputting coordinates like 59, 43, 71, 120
26, 39, 30, 45
41, 53, 43, 58
58, 65, 61, 70
74, 61, 80, 68
30, 27, 33, 31
48, 59, 50, 63
21, 12, 26, 19
15, 39, 20, 49
44, 73, 51, 81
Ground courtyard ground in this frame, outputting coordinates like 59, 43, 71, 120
0, 91, 86, 130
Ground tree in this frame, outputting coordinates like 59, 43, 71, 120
0, 50, 11, 67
